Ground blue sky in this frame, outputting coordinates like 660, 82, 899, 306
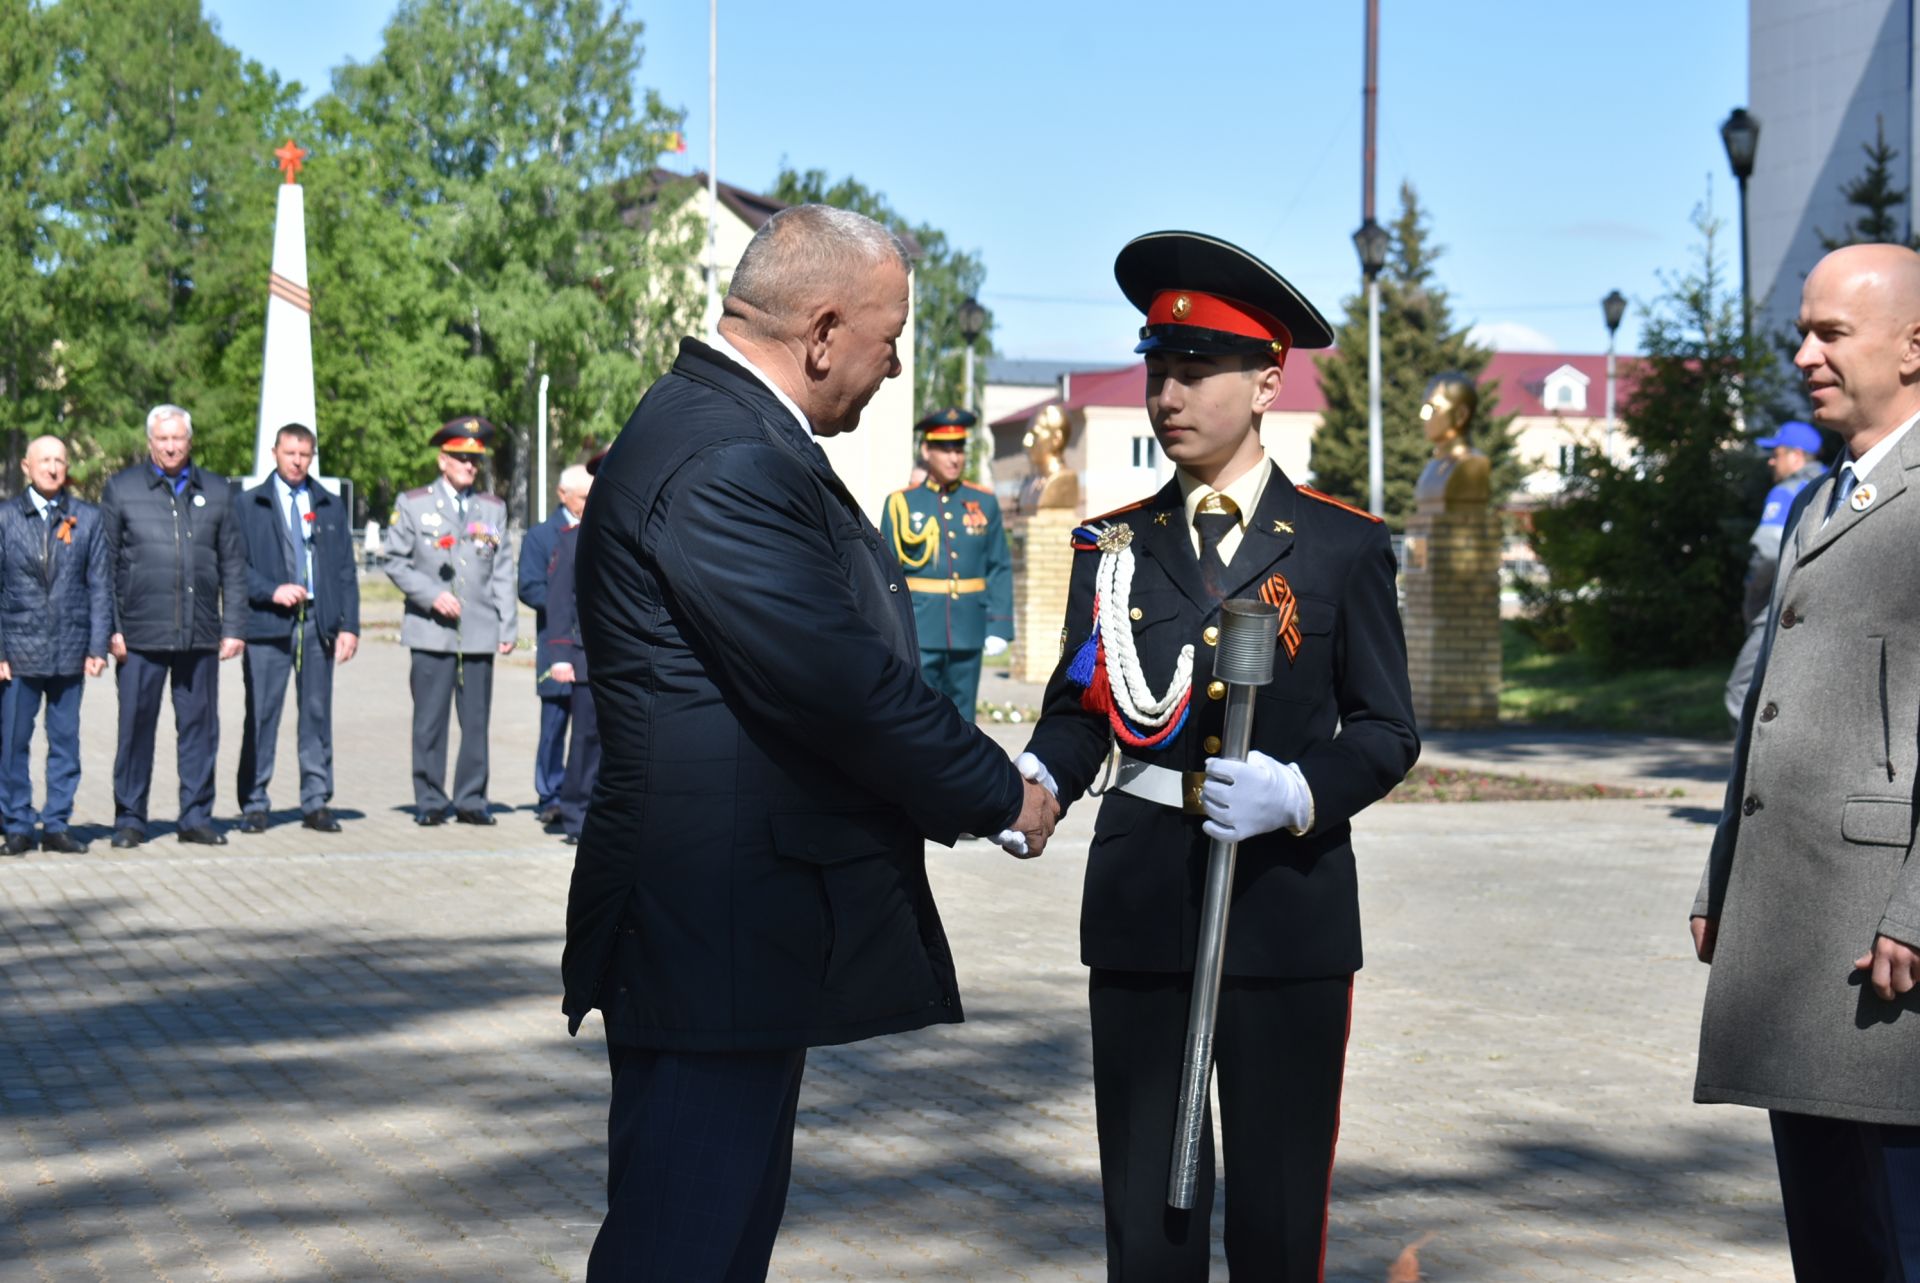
206, 1, 1749, 363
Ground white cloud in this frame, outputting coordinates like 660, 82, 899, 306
1467, 320, 1559, 352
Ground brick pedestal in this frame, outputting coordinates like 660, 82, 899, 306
1402, 502, 1500, 729
1009, 507, 1078, 685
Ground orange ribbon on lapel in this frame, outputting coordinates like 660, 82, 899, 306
1259, 573, 1303, 662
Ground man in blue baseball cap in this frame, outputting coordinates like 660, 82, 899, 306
1725, 420, 1827, 726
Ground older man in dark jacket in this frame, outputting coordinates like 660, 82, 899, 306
565, 204, 1059, 1280
234, 423, 360, 834
101, 404, 247, 848
0, 436, 111, 855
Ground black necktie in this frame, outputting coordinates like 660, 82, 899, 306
1195, 495, 1240, 600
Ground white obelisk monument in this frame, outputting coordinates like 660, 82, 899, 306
247, 139, 338, 494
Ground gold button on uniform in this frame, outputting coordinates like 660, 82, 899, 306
1207, 680, 1226, 700
1204, 735, 1222, 753
1129, 607, 1143, 621
1203, 626, 1219, 646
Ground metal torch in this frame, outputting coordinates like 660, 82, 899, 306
1168, 596, 1280, 1210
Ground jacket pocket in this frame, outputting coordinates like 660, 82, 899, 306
1842, 797, 1913, 847
1264, 595, 1338, 704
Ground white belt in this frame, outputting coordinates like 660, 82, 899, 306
1111, 754, 1206, 816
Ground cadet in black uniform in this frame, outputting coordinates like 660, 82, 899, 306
1016, 231, 1419, 1282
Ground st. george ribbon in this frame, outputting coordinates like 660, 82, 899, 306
1168, 597, 1280, 1209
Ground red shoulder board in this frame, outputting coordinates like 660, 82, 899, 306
1088, 494, 1155, 523
1297, 486, 1383, 523
962, 480, 993, 494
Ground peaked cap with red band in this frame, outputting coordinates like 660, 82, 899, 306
915, 406, 977, 442
1115, 230, 1334, 366
431, 416, 497, 456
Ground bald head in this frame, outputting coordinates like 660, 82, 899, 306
1796, 244, 1920, 453
21, 436, 69, 498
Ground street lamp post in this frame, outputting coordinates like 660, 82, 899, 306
958, 295, 988, 415
1352, 218, 1390, 517
1720, 107, 1760, 350
1601, 289, 1625, 463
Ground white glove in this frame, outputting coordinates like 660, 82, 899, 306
994, 752, 1057, 855
1200, 751, 1312, 843
983, 636, 1009, 658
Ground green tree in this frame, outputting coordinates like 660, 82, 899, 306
1525, 203, 1780, 671
1309, 183, 1519, 532
320, 0, 701, 506
40, 0, 299, 481
1817, 115, 1920, 250
0, 0, 63, 472
768, 166, 991, 419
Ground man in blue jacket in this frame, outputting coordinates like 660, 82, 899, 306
234, 423, 361, 834
102, 404, 248, 848
518, 464, 592, 825
564, 204, 1059, 1280
0, 436, 112, 855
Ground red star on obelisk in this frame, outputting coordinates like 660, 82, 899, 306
273, 139, 307, 185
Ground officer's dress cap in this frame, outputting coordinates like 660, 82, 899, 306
916, 407, 977, 442
432, 416, 497, 455
1115, 231, 1334, 364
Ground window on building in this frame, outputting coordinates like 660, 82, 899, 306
1132, 435, 1159, 468
1558, 444, 1585, 475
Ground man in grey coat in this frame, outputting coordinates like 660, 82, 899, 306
1693, 243, 1920, 1280
382, 418, 516, 825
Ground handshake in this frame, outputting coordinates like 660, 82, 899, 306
995, 752, 1061, 859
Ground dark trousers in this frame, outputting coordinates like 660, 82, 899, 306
558, 684, 600, 839
1771, 1110, 1920, 1282
113, 648, 219, 832
918, 647, 984, 718
237, 629, 335, 815
588, 1041, 807, 1283
536, 695, 570, 808
408, 650, 492, 813
1089, 968, 1353, 1283
0, 673, 85, 834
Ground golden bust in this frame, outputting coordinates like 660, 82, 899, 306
1414, 371, 1490, 509
1019, 404, 1078, 511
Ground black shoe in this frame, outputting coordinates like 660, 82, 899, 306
454, 808, 496, 826
302, 808, 342, 833
38, 831, 87, 854
538, 805, 562, 826
563, 833, 579, 846
111, 827, 146, 849
4, 832, 35, 856
414, 809, 447, 826
177, 827, 228, 846
238, 812, 269, 835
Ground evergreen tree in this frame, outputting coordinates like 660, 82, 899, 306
1817, 115, 1920, 250
769, 166, 991, 419
1309, 183, 1518, 532
321, 0, 701, 507
0, 0, 63, 473
1526, 203, 1780, 671
39, 0, 299, 481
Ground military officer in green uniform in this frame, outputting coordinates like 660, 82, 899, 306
879, 408, 1014, 717
383, 417, 518, 826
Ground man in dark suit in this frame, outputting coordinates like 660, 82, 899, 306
0, 435, 112, 855
234, 423, 361, 834
537, 454, 601, 846
564, 203, 1059, 1281
101, 404, 248, 848
1015, 232, 1419, 1281
519, 464, 592, 825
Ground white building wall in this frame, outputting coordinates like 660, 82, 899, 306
1750, 0, 1915, 345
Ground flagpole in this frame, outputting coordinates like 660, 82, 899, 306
705, 0, 719, 332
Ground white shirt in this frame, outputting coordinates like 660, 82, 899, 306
1842, 407, 1920, 481
27, 488, 56, 521
562, 508, 581, 528
712, 330, 812, 439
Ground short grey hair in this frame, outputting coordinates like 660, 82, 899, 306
726, 204, 912, 323
146, 404, 193, 438
557, 464, 592, 493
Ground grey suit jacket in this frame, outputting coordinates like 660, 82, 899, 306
1695, 422, 1920, 1125
382, 481, 518, 654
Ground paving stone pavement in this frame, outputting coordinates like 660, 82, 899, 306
0, 609, 1790, 1280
